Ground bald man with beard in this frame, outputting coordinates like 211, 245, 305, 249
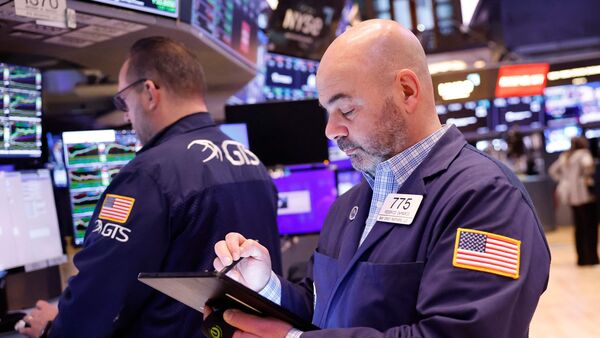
211, 19, 551, 338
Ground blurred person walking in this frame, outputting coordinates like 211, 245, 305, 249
549, 136, 599, 266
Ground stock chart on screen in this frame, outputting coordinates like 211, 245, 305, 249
1, 63, 43, 158
62, 129, 140, 245
192, 0, 262, 64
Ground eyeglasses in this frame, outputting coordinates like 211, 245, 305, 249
112, 78, 147, 112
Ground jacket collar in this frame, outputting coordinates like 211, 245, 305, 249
138, 112, 215, 153
418, 125, 467, 180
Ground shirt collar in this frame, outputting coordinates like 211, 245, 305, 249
138, 112, 214, 153
363, 125, 451, 188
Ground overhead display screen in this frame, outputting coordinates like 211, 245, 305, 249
492, 95, 545, 132
545, 81, 600, 126
1, 63, 43, 158
436, 100, 492, 137
263, 52, 319, 101
89, 0, 178, 18
192, 0, 262, 64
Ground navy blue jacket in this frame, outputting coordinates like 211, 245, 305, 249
280, 126, 550, 337
50, 113, 282, 338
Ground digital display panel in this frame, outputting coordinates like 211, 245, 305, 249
544, 81, 600, 126
544, 125, 582, 154
272, 168, 337, 235
1, 63, 42, 158
89, 0, 178, 18
62, 130, 141, 245
336, 169, 363, 195
436, 99, 492, 137
492, 95, 545, 132
263, 52, 319, 101
0, 170, 64, 271
192, 0, 262, 63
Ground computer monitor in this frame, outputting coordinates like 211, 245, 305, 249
544, 125, 582, 154
219, 123, 250, 149
62, 129, 141, 245
1, 63, 43, 158
272, 168, 337, 236
336, 170, 363, 195
225, 100, 329, 167
0, 169, 64, 271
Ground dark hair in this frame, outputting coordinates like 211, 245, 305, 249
126, 36, 206, 99
570, 136, 589, 151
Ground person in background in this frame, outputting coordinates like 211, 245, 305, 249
210, 19, 550, 338
18, 36, 282, 338
549, 136, 599, 266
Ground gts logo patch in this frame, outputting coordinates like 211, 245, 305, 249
92, 220, 131, 243
187, 140, 260, 166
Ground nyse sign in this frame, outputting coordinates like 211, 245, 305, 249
282, 9, 324, 37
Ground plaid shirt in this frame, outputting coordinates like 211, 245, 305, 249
360, 124, 450, 245
261, 125, 450, 338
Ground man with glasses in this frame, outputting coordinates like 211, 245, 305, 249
19, 37, 282, 338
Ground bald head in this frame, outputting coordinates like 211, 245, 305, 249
318, 20, 433, 102
321, 19, 430, 85
317, 20, 441, 172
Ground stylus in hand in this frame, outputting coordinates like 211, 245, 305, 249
219, 257, 244, 275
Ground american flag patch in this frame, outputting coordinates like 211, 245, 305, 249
452, 228, 521, 279
98, 194, 135, 224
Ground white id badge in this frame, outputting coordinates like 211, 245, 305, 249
376, 193, 423, 225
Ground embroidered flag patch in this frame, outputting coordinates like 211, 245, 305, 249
452, 228, 521, 279
98, 194, 135, 224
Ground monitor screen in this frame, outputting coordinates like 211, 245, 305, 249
544, 125, 582, 153
219, 123, 250, 149
62, 129, 141, 245
225, 100, 329, 166
272, 168, 337, 235
192, 0, 262, 64
544, 81, 600, 126
263, 52, 319, 101
0, 169, 64, 271
336, 170, 363, 195
1, 63, 43, 158
492, 95, 545, 132
89, 0, 178, 18
436, 100, 492, 137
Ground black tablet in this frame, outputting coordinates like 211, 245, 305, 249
137, 271, 319, 332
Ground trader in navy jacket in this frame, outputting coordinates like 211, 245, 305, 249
19, 37, 282, 338
212, 19, 550, 337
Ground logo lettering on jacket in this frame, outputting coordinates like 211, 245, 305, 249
92, 220, 131, 243
187, 139, 260, 166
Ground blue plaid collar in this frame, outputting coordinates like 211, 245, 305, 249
363, 125, 450, 189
